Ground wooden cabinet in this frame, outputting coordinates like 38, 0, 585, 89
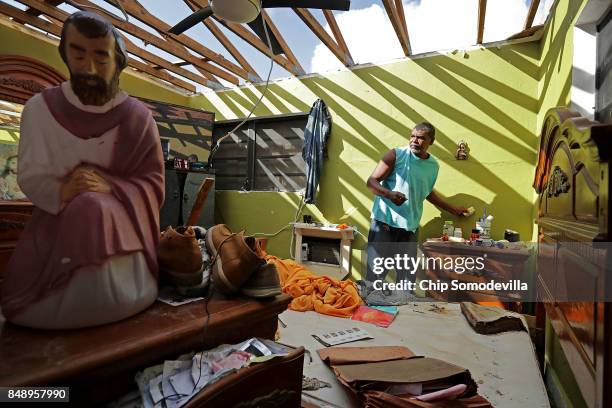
534, 107, 612, 407
0, 293, 294, 404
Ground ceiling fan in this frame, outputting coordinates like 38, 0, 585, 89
169, 0, 351, 55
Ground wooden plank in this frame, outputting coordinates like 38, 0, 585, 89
322, 10, 353, 66
13, 0, 208, 90
293, 8, 352, 67
0, 2, 61, 37
122, 36, 206, 90
108, 0, 249, 83
524, 0, 541, 30
182, 0, 261, 82
61, 0, 240, 84
4, 1, 198, 92
24, 0, 213, 92
185, 177, 214, 226
25, 0, 62, 17
129, 59, 196, 92
393, 0, 411, 54
381, 0, 410, 56
186, 0, 303, 75
261, 10, 304, 73
204, 19, 261, 82
477, 0, 487, 44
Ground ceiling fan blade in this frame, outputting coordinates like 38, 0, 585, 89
247, 14, 285, 55
261, 0, 350, 11
168, 6, 214, 35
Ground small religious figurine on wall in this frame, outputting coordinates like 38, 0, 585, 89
0, 11, 164, 329
455, 140, 470, 160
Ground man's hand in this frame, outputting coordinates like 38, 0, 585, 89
450, 205, 470, 217
61, 167, 112, 203
386, 191, 407, 206
427, 190, 470, 216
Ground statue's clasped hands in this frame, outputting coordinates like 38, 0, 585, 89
61, 166, 112, 203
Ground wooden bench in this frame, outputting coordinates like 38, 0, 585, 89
0, 293, 292, 404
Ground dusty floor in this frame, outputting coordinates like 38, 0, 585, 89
278, 302, 550, 408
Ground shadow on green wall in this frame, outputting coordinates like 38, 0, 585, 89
300, 70, 536, 239
355, 67, 537, 163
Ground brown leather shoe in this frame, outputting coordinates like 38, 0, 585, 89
241, 262, 282, 298
158, 226, 203, 287
205, 224, 264, 294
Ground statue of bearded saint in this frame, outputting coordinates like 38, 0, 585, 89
0, 11, 165, 329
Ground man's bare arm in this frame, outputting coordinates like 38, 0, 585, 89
366, 149, 406, 205
426, 190, 467, 216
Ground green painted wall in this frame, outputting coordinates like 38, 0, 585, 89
536, 0, 586, 131
192, 40, 542, 276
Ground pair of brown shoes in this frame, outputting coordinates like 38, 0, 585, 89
205, 224, 282, 298
158, 226, 204, 287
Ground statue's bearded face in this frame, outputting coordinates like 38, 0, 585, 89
64, 24, 119, 106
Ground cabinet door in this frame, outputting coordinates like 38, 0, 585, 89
160, 169, 180, 230
183, 172, 215, 228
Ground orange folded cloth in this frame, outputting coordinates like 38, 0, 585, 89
264, 255, 362, 317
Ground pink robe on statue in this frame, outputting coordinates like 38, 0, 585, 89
0, 82, 164, 329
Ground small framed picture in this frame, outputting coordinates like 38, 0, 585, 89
0, 143, 26, 201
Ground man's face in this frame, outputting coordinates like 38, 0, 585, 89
64, 24, 118, 105
409, 129, 432, 155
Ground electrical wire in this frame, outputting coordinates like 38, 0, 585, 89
288, 194, 305, 259
157, 12, 276, 407
207, 15, 276, 168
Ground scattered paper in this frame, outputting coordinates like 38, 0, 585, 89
157, 286, 204, 306
311, 327, 373, 347
352, 305, 397, 328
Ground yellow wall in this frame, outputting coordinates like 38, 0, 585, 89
192, 40, 542, 275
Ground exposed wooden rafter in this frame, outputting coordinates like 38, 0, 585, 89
122, 36, 218, 89
186, 0, 304, 76
322, 10, 353, 66
127, 59, 197, 92
17, 0, 221, 89
1, 1, 200, 92
524, 0, 541, 30
59, 0, 239, 85
294, 8, 353, 67
477, 0, 486, 44
182, 0, 261, 82
25, 0, 62, 17
260, 11, 304, 73
394, 0, 408, 42
102, 0, 249, 83
381, 0, 410, 56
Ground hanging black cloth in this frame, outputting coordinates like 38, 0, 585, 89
302, 99, 331, 204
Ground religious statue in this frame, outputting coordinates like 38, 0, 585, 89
0, 11, 164, 329
455, 140, 470, 160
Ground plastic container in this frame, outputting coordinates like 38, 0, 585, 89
443, 221, 454, 240
453, 227, 463, 239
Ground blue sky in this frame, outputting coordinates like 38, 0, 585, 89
4, 0, 554, 90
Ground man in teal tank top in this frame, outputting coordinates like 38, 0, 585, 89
365, 123, 467, 292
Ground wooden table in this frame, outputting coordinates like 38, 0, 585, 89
0, 292, 291, 403
421, 241, 531, 310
